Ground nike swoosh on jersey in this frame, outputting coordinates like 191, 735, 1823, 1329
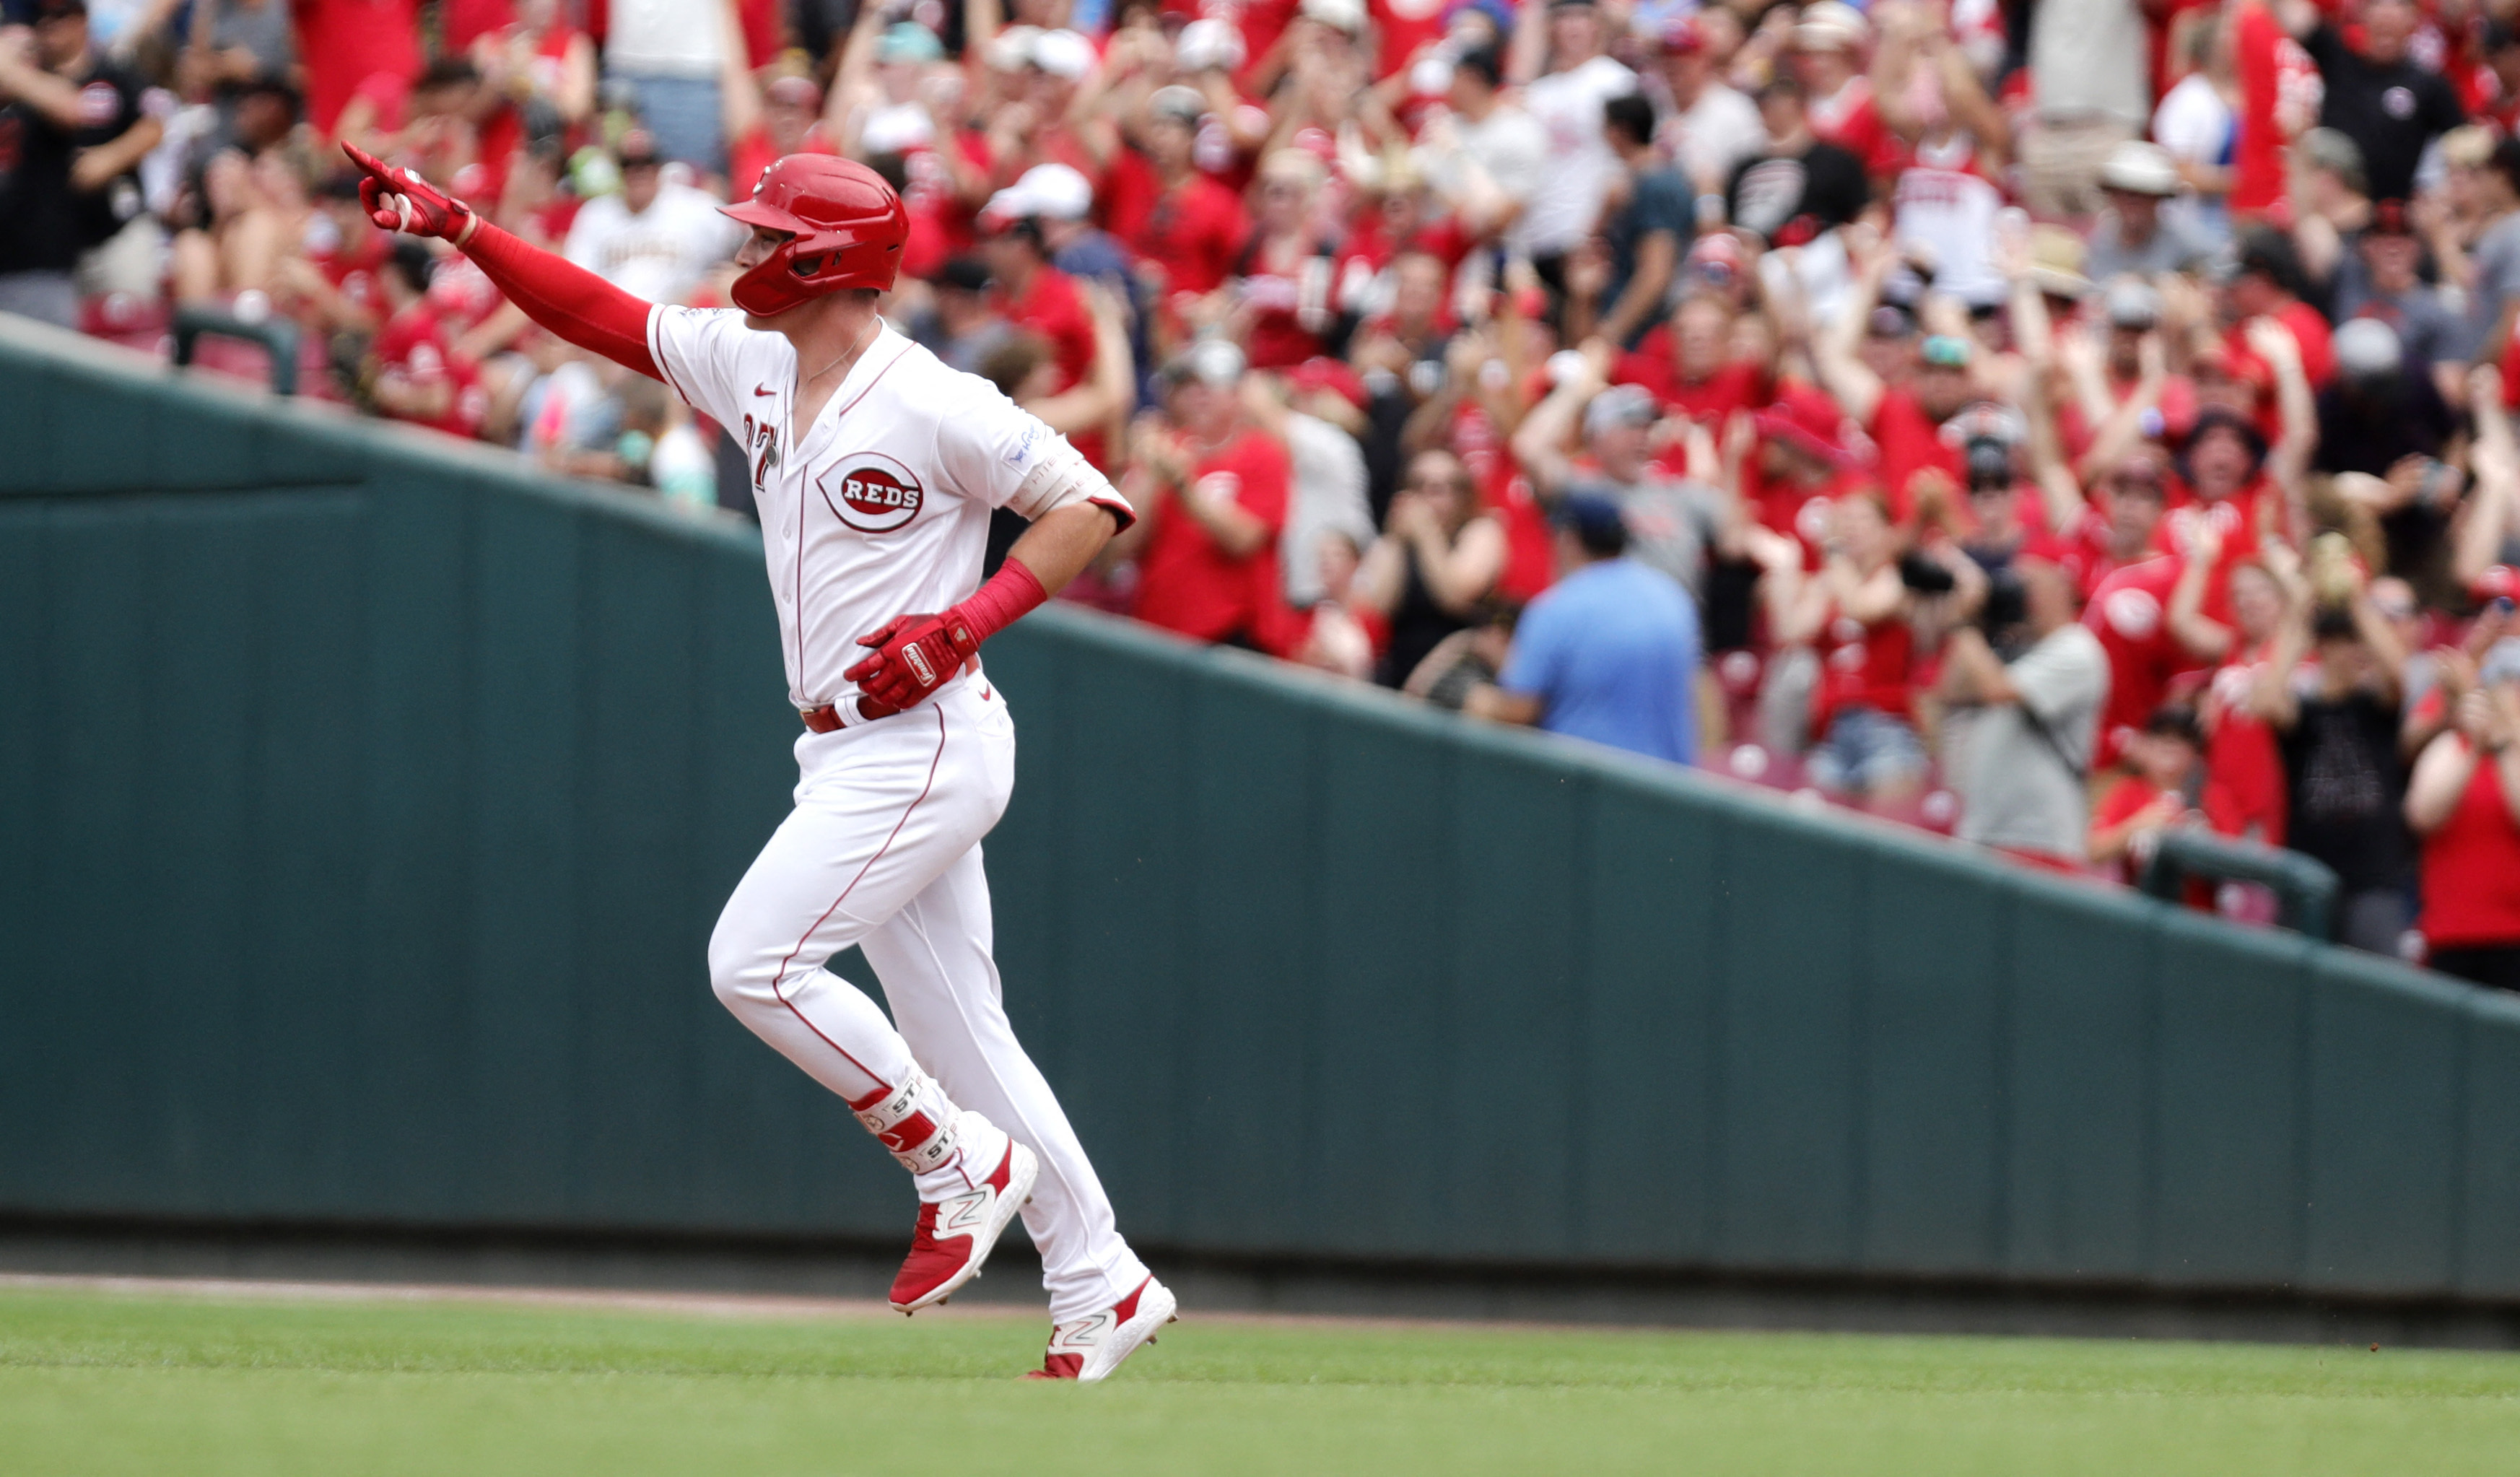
754, 385, 776, 396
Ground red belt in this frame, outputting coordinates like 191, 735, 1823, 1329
799, 658, 981, 732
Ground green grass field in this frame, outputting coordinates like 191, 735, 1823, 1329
6, 1279, 2520, 1476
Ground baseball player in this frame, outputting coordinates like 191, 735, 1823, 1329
341, 142, 1172, 1382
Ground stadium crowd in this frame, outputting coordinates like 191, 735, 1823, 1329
14, 0, 2520, 977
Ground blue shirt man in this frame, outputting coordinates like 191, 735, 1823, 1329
1475, 493, 1701, 764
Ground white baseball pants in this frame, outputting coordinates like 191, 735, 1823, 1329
706, 676, 1150, 1322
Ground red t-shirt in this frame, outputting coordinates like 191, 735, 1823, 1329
900, 131, 991, 282
2420, 750, 2520, 947
441, 0, 512, 53
2092, 772, 2246, 886
997, 264, 1102, 465
1237, 235, 1337, 370
294, 0, 422, 136
1133, 429, 1291, 645
2161, 478, 2280, 624
2228, 307, 2334, 390
2232, 0, 2322, 219
2200, 640, 2289, 846
1613, 346, 1766, 427
1369, 0, 1449, 79
1108, 167, 1249, 299
372, 302, 484, 438
310, 224, 385, 323
728, 125, 839, 211
1868, 388, 1961, 524
1813, 604, 1917, 728
2084, 556, 2208, 770
1228, 0, 1303, 86
1808, 77, 1905, 177
2054, 503, 2145, 601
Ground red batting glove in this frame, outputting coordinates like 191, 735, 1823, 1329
845, 612, 981, 711
341, 141, 479, 244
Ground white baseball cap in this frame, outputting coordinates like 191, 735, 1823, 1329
1029, 27, 1095, 81
985, 23, 1040, 73
1174, 17, 1246, 73
2099, 140, 2182, 196
1795, 0, 1870, 51
986, 162, 1095, 223
1301, 0, 1366, 35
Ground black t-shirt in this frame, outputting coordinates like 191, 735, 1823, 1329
2308, 27, 2464, 203
2314, 374, 2454, 476
2278, 689, 2413, 892
0, 58, 147, 274
1726, 140, 1868, 245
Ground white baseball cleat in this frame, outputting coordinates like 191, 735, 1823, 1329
1023, 1276, 1177, 1382
887, 1129, 1038, 1314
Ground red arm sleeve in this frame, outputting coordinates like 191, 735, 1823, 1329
461, 222, 661, 380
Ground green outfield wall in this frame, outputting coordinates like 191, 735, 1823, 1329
4, 320, 2518, 1302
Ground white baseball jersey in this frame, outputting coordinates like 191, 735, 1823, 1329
646, 308, 1130, 711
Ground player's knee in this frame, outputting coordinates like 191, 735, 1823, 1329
706, 923, 768, 1013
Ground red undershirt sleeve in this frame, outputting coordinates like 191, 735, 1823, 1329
461, 222, 661, 380
949, 557, 1049, 646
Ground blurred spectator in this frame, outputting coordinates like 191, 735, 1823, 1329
1354, 447, 1506, 687
2461, 136, 2520, 360
915, 255, 1014, 373
602, 0, 724, 172
1230, 149, 1337, 369
562, 129, 737, 304
292, 0, 418, 141
981, 189, 1103, 461
1792, 2, 1887, 179
2251, 538, 2416, 954
1769, 492, 1929, 805
2317, 316, 2459, 587
1113, 339, 1291, 650
1649, 16, 1761, 206
2087, 141, 2212, 281
1727, 75, 1865, 246
722, 62, 827, 201
184, 0, 294, 116
2020, 0, 2148, 217
1569, 91, 1686, 350
1509, 0, 1634, 296
1265, 357, 1378, 611
2090, 706, 2229, 883
2151, 12, 2236, 241
2407, 640, 2520, 989
2328, 199, 2463, 406
1111, 84, 1247, 314
1421, 45, 1540, 245
1461, 492, 1701, 765
1514, 355, 1730, 604
365, 238, 484, 437
0, 0, 160, 326
471, 0, 594, 155
1938, 544, 2111, 868
2293, 0, 2460, 207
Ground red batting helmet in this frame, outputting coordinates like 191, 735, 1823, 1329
720, 155, 909, 315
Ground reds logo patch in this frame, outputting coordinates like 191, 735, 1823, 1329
818, 453, 924, 533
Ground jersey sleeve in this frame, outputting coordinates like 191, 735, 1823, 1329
933, 372, 1137, 531
646, 305, 751, 427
